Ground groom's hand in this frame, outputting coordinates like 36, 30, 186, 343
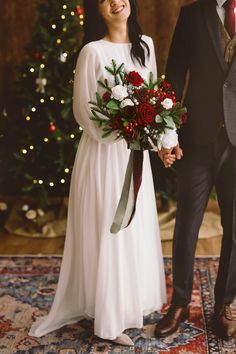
158, 144, 183, 168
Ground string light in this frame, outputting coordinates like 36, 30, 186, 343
61, 99, 65, 104
49, 182, 54, 187
61, 15, 66, 20
161, 75, 165, 80
31, 107, 36, 112
57, 137, 62, 141
22, 149, 27, 154
50, 96, 55, 101
52, 24, 56, 29
38, 179, 43, 184
40, 64, 45, 69
29, 145, 34, 150
63, 4, 67, 9
61, 179, 65, 184
79, 14, 84, 19
63, 27, 67, 32
44, 137, 49, 142
40, 98, 45, 103
70, 134, 75, 139
79, 127, 83, 131
30, 68, 35, 73
65, 168, 70, 173
33, 179, 38, 184
26, 116, 31, 121
70, 11, 75, 16
80, 21, 84, 26
56, 39, 62, 44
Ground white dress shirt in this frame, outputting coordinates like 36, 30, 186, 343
216, 0, 227, 23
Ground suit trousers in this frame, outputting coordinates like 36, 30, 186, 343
172, 127, 236, 311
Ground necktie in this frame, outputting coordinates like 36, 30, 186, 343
224, 0, 236, 38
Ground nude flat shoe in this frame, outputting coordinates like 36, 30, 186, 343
113, 333, 134, 346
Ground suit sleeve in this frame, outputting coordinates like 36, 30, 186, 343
165, 6, 190, 101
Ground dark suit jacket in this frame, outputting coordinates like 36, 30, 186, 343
166, 0, 236, 147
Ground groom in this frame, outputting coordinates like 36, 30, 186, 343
156, 0, 236, 340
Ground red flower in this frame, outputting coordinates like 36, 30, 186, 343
137, 103, 155, 126
102, 91, 111, 103
126, 71, 144, 87
111, 115, 123, 130
180, 112, 187, 125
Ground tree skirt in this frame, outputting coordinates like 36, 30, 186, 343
0, 256, 235, 353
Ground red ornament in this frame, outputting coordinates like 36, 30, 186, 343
76, 5, 84, 15
49, 122, 56, 132
34, 51, 42, 60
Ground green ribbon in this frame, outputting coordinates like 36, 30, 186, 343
110, 150, 134, 234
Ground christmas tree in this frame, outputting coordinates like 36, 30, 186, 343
1, 0, 84, 204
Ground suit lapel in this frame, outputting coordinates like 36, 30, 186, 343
202, 0, 228, 72
227, 37, 236, 77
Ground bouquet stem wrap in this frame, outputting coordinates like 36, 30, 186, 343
110, 148, 143, 234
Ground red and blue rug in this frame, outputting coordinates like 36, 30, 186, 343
0, 256, 235, 353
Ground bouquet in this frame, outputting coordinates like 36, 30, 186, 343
89, 60, 187, 234
89, 60, 187, 151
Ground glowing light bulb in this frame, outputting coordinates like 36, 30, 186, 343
44, 137, 49, 142
29, 145, 34, 150
70, 11, 75, 16
31, 107, 36, 112
63, 4, 67, 9
50, 96, 55, 101
52, 24, 56, 29
38, 179, 43, 184
79, 127, 83, 131
61, 179, 65, 184
49, 182, 54, 187
79, 14, 84, 19
61, 15, 66, 19
40, 98, 45, 103
30, 68, 35, 73
70, 134, 75, 139
63, 27, 67, 32
22, 149, 27, 154
80, 21, 84, 26
61, 99, 65, 104
33, 179, 37, 184
65, 168, 69, 173
161, 74, 165, 80
40, 64, 45, 69
26, 116, 31, 121
57, 39, 62, 44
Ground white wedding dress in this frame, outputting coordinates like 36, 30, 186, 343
29, 35, 166, 340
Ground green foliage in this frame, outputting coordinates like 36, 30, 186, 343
1, 0, 84, 204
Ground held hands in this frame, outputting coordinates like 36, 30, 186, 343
158, 144, 183, 168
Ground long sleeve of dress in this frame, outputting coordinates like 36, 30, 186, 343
147, 37, 158, 79
73, 44, 116, 143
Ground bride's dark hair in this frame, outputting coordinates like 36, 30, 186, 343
82, 0, 150, 66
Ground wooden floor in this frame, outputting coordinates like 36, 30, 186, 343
0, 230, 222, 256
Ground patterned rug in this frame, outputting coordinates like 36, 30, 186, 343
0, 256, 235, 354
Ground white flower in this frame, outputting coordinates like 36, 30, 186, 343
161, 98, 174, 110
158, 129, 178, 150
0, 202, 7, 211
111, 85, 128, 101
37, 208, 45, 217
25, 209, 37, 220
22, 204, 29, 212
120, 98, 134, 109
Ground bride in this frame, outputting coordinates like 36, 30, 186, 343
29, 0, 166, 346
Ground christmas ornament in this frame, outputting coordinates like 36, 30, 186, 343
60, 52, 67, 63
49, 122, 56, 132
77, 5, 84, 15
34, 51, 42, 60
35, 78, 47, 94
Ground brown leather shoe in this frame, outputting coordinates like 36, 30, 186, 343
214, 304, 236, 340
155, 305, 190, 338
